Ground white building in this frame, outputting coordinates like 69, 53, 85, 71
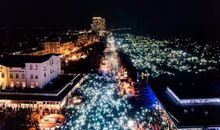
0, 54, 61, 89
0, 74, 85, 110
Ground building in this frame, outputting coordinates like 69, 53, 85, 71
167, 87, 220, 105
149, 72, 220, 129
0, 54, 85, 110
91, 17, 106, 34
76, 34, 100, 46
40, 42, 61, 54
0, 54, 61, 89
23, 41, 75, 56
0, 74, 85, 109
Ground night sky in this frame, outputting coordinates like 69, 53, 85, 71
0, 0, 220, 40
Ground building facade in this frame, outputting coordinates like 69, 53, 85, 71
24, 41, 74, 56
0, 74, 85, 110
91, 17, 106, 33
0, 54, 61, 89
39, 42, 61, 54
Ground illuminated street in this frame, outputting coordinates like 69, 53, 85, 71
60, 36, 175, 130
1, 0, 220, 129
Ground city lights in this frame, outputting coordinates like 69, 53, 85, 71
0, 1, 220, 128
62, 36, 173, 130
117, 34, 219, 78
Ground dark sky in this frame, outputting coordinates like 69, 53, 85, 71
0, 0, 220, 39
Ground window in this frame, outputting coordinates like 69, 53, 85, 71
1, 73, 5, 78
43, 66, 46, 71
50, 59, 54, 65
16, 82, 20, 87
0, 66, 2, 69
10, 73, 13, 79
21, 74, 25, 79
30, 64, 33, 70
31, 82, 34, 88
1, 82, 4, 88
15, 73, 19, 79
10, 82, 14, 88
35, 82, 39, 87
34, 64, 38, 70
22, 82, 26, 88
44, 73, 47, 77
35, 75, 38, 79
1, 82, 5, 90
30, 74, 33, 79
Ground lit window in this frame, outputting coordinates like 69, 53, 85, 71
31, 82, 34, 88
35, 82, 39, 87
1, 82, 5, 90
10, 82, 14, 88
22, 82, 26, 88
35, 64, 38, 70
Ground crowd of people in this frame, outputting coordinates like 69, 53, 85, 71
0, 106, 65, 130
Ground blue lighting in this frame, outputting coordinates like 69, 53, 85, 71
145, 84, 158, 108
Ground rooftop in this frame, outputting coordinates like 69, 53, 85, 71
0, 54, 60, 67
151, 72, 220, 99
0, 74, 83, 101
168, 79, 220, 99
149, 72, 220, 128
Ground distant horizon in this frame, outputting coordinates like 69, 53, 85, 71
0, 25, 219, 43
0, 0, 220, 34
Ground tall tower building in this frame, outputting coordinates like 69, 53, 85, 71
91, 17, 106, 33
